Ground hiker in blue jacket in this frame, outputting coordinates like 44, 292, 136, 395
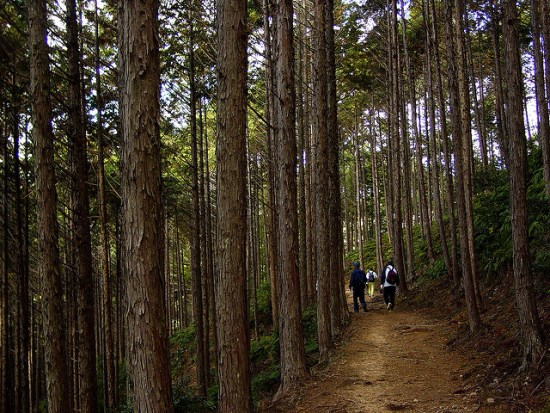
349, 261, 368, 313
380, 260, 399, 311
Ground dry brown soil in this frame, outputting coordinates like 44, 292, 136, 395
265, 291, 507, 413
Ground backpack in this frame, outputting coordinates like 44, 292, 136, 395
353, 270, 366, 288
386, 268, 398, 284
367, 272, 375, 283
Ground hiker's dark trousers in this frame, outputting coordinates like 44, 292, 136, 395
352, 286, 367, 312
383, 286, 397, 307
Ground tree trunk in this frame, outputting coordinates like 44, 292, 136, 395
28, 0, 70, 413
215, 0, 252, 408
66, 0, 98, 410
389, 0, 407, 292
1, 107, 12, 413
13, 89, 30, 413
304, 20, 316, 303
202, 103, 218, 370
465, 23, 488, 169
187, 18, 207, 396
94, 0, 116, 407
396, 16, 418, 280
424, 0, 452, 279
297, 21, 309, 309
402, 0, 433, 267
28, 0, 71, 410
119, 0, 174, 410
325, 0, 348, 329
444, 0, 482, 332
370, 111, 384, 273
541, 0, 550, 156
273, 0, 309, 396
313, 0, 333, 361
530, 0, 550, 198
490, 0, 510, 165
263, 0, 280, 326
503, 0, 545, 367
453, 0, 482, 310
198, 89, 211, 389
432, 0, 460, 288
354, 131, 364, 266
247, 152, 259, 340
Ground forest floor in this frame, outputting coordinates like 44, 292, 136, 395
261, 280, 549, 413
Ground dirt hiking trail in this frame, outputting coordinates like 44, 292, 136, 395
267, 291, 504, 413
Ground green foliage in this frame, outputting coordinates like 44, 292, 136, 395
254, 280, 273, 319
472, 166, 513, 279
173, 389, 216, 413
302, 305, 319, 357
170, 325, 198, 405
249, 331, 280, 405
165, 283, 321, 409
526, 151, 550, 280
115, 402, 134, 413
250, 280, 275, 334
251, 333, 279, 365
251, 367, 281, 404
169, 324, 218, 412
248, 303, 320, 405
471, 149, 550, 282
346, 233, 392, 274
411, 225, 430, 276
423, 257, 447, 281
399, 148, 549, 291
171, 325, 197, 355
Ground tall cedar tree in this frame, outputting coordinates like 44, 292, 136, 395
119, 0, 174, 410
454, 0, 482, 310
444, 0, 482, 332
326, 0, 348, 328
215, 0, 252, 408
530, 0, 550, 198
274, 0, 309, 398
389, 0, 407, 292
503, 0, 545, 367
13, 82, 30, 413
188, 16, 207, 396
28, 0, 71, 411
264, 0, 280, 326
94, 0, 116, 407
2, 97, 11, 413
314, 0, 333, 361
65, 0, 98, 410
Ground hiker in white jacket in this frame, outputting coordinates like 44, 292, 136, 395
380, 261, 399, 311
366, 269, 377, 298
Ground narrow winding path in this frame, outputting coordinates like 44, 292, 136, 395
270, 291, 499, 412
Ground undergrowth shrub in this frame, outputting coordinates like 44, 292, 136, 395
423, 257, 447, 280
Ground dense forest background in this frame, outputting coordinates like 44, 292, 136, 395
0, 0, 548, 411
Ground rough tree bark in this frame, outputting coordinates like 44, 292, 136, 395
313, 0, 333, 361
28, 0, 71, 410
530, 0, 550, 198
273, 0, 309, 397
66, 0, 98, 410
503, 0, 545, 368
188, 18, 207, 396
389, 0, 407, 292
444, 0, 482, 332
119, 0, 174, 410
215, 0, 252, 408
94, 0, 116, 407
